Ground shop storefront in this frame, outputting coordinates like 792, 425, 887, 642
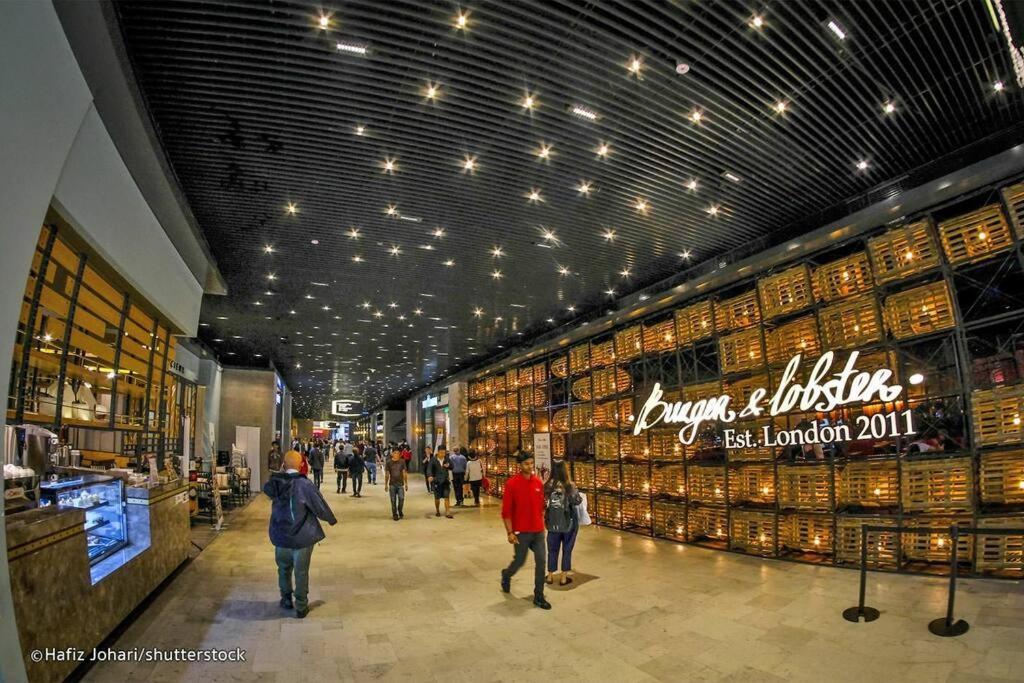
468, 175, 1024, 578
419, 391, 450, 453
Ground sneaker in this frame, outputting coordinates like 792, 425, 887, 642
533, 596, 552, 610
435, 511, 441, 517
295, 607, 308, 619
393, 514, 399, 521
500, 575, 510, 593
280, 596, 293, 610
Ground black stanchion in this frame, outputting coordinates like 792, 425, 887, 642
843, 524, 880, 623
928, 524, 970, 637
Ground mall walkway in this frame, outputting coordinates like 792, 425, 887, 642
85, 473, 1024, 682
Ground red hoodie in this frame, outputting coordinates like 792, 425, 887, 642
300, 454, 310, 476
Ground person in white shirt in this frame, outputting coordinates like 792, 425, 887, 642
465, 450, 485, 506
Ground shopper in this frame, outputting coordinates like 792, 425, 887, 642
465, 449, 484, 506
421, 445, 434, 494
500, 452, 549, 609
544, 461, 582, 586
400, 441, 412, 470
363, 442, 378, 485
308, 441, 325, 488
426, 447, 453, 518
267, 440, 284, 473
348, 444, 364, 497
333, 445, 348, 493
384, 447, 408, 520
263, 450, 337, 618
448, 447, 468, 506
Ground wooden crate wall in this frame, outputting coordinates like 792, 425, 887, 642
938, 204, 1014, 266
812, 252, 874, 302
836, 517, 898, 569
883, 280, 956, 339
728, 464, 775, 504
975, 516, 1024, 573
687, 466, 726, 504
621, 463, 649, 495
719, 328, 765, 374
818, 294, 883, 349
651, 464, 686, 497
572, 461, 594, 489
687, 506, 728, 542
971, 385, 1024, 446
867, 221, 941, 284
979, 450, 1024, 505
653, 501, 686, 540
649, 430, 682, 460
838, 460, 899, 508
593, 494, 622, 526
615, 325, 642, 362
591, 339, 615, 367
569, 344, 590, 376
782, 513, 833, 554
758, 264, 813, 320
902, 516, 974, 563
778, 464, 833, 511
675, 300, 716, 345
643, 318, 677, 354
718, 290, 761, 330
730, 510, 776, 555
901, 457, 973, 511
595, 431, 618, 460
595, 463, 621, 491
765, 315, 820, 364
622, 497, 651, 528
1002, 181, 1024, 239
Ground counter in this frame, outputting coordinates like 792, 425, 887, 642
5, 478, 190, 683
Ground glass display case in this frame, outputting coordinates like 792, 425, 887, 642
39, 473, 127, 564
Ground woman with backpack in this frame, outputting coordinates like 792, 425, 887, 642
544, 461, 583, 586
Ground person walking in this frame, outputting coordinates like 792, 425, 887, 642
421, 445, 434, 494
348, 444, 365, 497
544, 461, 582, 586
465, 450, 484, 506
333, 444, 349, 493
263, 450, 337, 618
363, 442, 378, 485
426, 447, 453, 518
308, 441, 325, 488
400, 441, 412, 471
448, 447, 468, 506
267, 440, 284, 473
500, 451, 550, 609
384, 447, 408, 520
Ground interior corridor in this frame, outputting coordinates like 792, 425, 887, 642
82, 471, 1024, 683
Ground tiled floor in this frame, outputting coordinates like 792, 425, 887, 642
85, 471, 1024, 682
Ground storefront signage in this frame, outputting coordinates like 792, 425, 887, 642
533, 433, 552, 481
421, 395, 439, 409
633, 351, 915, 447
331, 399, 363, 417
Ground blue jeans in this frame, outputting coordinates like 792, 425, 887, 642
276, 544, 315, 610
365, 462, 377, 484
547, 527, 578, 572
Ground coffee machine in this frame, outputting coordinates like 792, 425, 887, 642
3, 425, 54, 513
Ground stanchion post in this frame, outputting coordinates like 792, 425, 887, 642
843, 524, 880, 623
928, 524, 969, 637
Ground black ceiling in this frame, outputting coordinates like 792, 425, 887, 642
114, 0, 1024, 417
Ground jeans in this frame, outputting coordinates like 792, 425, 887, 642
388, 484, 405, 516
452, 472, 465, 504
275, 544, 315, 611
469, 480, 481, 505
365, 462, 377, 484
502, 531, 546, 598
350, 471, 363, 495
312, 469, 323, 488
547, 527, 579, 572
336, 470, 347, 492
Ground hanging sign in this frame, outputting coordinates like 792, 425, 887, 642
633, 351, 915, 447
331, 399, 363, 417
533, 433, 552, 481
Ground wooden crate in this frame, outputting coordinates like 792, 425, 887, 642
571, 375, 592, 401
975, 516, 1024, 573
469, 380, 485, 400
719, 328, 765, 374
622, 497, 651, 528
619, 432, 649, 459
758, 264, 814, 320
517, 366, 534, 387
551, 408, 569, 433
552, 434, 566, 457
653, 500, 686, 540
592, 367, 631, 400
569, 403, 593, 431
979, 450, 1024, 505
593, 493, 622, 526
590, 339, 615, 368
596, 462, 621, 491
971, 385, 1024, 446
643, 318, 677, 354
593, 399, 619, 428
867, 221, 941, 284
652, 464, 686, 497
687, 465, 726, 504
938, 204, 1014, 267
572, 460, 594, 489
550, 356, 568, 379
595, 431, 618, 459
765, 315, 820, 364
901, 457, 973, 511
723, 374, 768, 407
730, 510, 776, 555
519, 412, 533, 433
778, 464, 832, 511
519, 385, 544, 409
728, 464, 775, 504
688, 505, 728, 541
569, 343, 590, 376
1002, 181, 1024, 239
649, 430, 683, 460
504, 368, 519, 390
718, 290, 761, 330
902, 516, 973, 563
782, 513, 833, 554
812, 251, 874, 302
675, 300, 716, 345
684, 380, 722, 402
883, 280, 956, 340
622, 463, 649, 495
818, 294, 883, 349
615, 325, 643, 362
491, 475, 507, 497
838, 460, 899, 508
531, 362, 547, 385
836, 517, 898, 568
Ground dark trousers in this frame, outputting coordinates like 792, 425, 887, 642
453, 473, 465, 504
502, 531, 546, 598
275, 544, 314, 611
547, 527, 578, 572
350, 471, 363, 495
469, 480, 481, 505
388, 484, 405, 516
336, 470, 347, 492
312, 469, 323, 488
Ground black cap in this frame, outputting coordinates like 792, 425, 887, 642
516, 451, 534, 463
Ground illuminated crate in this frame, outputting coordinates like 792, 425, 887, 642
653, 501, 686, 540
550, 356, 568, 379
758, 264, 813, 320
883, 280, 955, 340
595, 431, 618, 460
867, 221, 941, 284
687, 466, 726, 504
622, 497, 651, 529
593, 367, 631, 400
688, 505, 728, 542
971, 385, 1024, 446
469, 402, 487, 418
975, 516, 1024, 573
518, 412, 533, 433
836, 517, 898, 569
649, 430, 683, 460
675, 300, 716, 345
469, 381, 485, 400
590, 339, 615, 368
684, 380, 722, 402
505, 368, 519, 390
838, 460, 899, 508
551, 408, 569, 433
517, 366, 534, 387
571, 376, 592, 401
938, 204, 1014, 267
492, 475, 507, 497
643, 318, 677, 354
782, 513, 832, 554
652, 464, 686, 497
615, 325, 643, 362
593, 494, 622, 526
778, 464, 832, 511
593, 400, 620, 429
723, 373, 768, 407
812, 251, 874, 302
552, 434, 566, 457
569, 403, 593, 431
719, 328, 765, 374
818, 294, 883, 349
619, 433, 648, 459
902, 516, 973, 564
505, 390, 518, 410
728, 464, 775, 504
519, 385, 544, 409
596, 462, 621, 491
1002, 181, 1024, 239
718, 289, 761, 330
622, 463, 650, 495
569, 343, 590, 376
572, 460, 594, 489
901, 457, 973, 512
531, 362, 547, 385
730, 510, 776, 556
979, 450, 1024, 505
765, 316, 820, 364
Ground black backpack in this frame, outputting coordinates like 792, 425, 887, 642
546, 486, 573, 533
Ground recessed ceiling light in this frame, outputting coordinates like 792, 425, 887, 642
602, 229, 616, 241
627, 55, 643, 75
567, 305, 576, 312
491, 270, 503, 279
461, 156, 477, 173
558, 265, 570, 276
263, 244, 274, 254
389, 246, 401, 256
883, 101, 896, 114
310, 239, 319, 245
443, 259, 455, 267
336, 42, 368, 55
686, 178, 699, 191
571, 105, 598, 121
689, 108, 703, 123
355, 124, 366, 136
993, 80, 1006, 92
454, 11, 469, 29
266, 273, 276, 281
856, 159, 869, 171
425, 82, 440, 100
680, 249, 692, 260
521, 92, 537, 110
527, 189, 543, 203
620, 268, 631, 277
750, 14, 764, 29
536, 143, 553, 160
722, 171, 742, 183
605, 288, 616, 296
827, 19, 846, 40
286, 202, 298, 215
473, 308, 484, 317
317, 14, 330, 29
577, 181, 592, 196
707, 205, 720, 216
491, 246, 504, 258
596, 142, 610, 157
634, 198, 649, 214
382, 157, 397, 174
352, 255, 364, 262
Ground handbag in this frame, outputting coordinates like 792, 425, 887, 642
575, 491, 592, 526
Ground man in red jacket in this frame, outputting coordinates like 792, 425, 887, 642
500, 451, 550, 609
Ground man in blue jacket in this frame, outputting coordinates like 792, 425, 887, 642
263, 450, 337, 618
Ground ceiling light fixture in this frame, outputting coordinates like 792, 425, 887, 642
527, 188, 543, 203
627, 55, 643, 75
454, 11, 469, 29
491, 270, 503, 279
883, 101, 896, 114
355, 124, 365, 136
635, 198, 650, 214
352, 255, 364, 263
577, 181, 592, 195
336, 42, 367, 55
856, 159, 869, 171
536, 143, 553, 159
473, 308, 484, 317
686, 178, 699, 191
689, 108, 703, 123
432, 227, 445, 238
750, 14, 764, 29
267, 273, 276, 280
707, 205, 720, 216
286, 202, 298, 215
558, 265, 570, 276
571, 105, 598, 121
263, 244, 274, 254
620, 268, 631, 278
491, 246, 504, 257
317, 14, 330, 29
425, 82, 440, 100
386, 204, 398, 216
603, 229, 616, 241
521, 93, 537, 110
994, 80, 1006, 92
444, 259, 455, 267
462, 156, 477, 172
596, 142, 611, 157
541, 228, 556, 241
827, 19, 847, 40
680, 249, 692, 260
382, 157, 397, 173
723, 171, 742, 183
348, 228, 360, 239
773, 100, 788, 114
310, 239, 319, 245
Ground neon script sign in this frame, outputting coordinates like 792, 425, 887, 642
633, 351, 905, 445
